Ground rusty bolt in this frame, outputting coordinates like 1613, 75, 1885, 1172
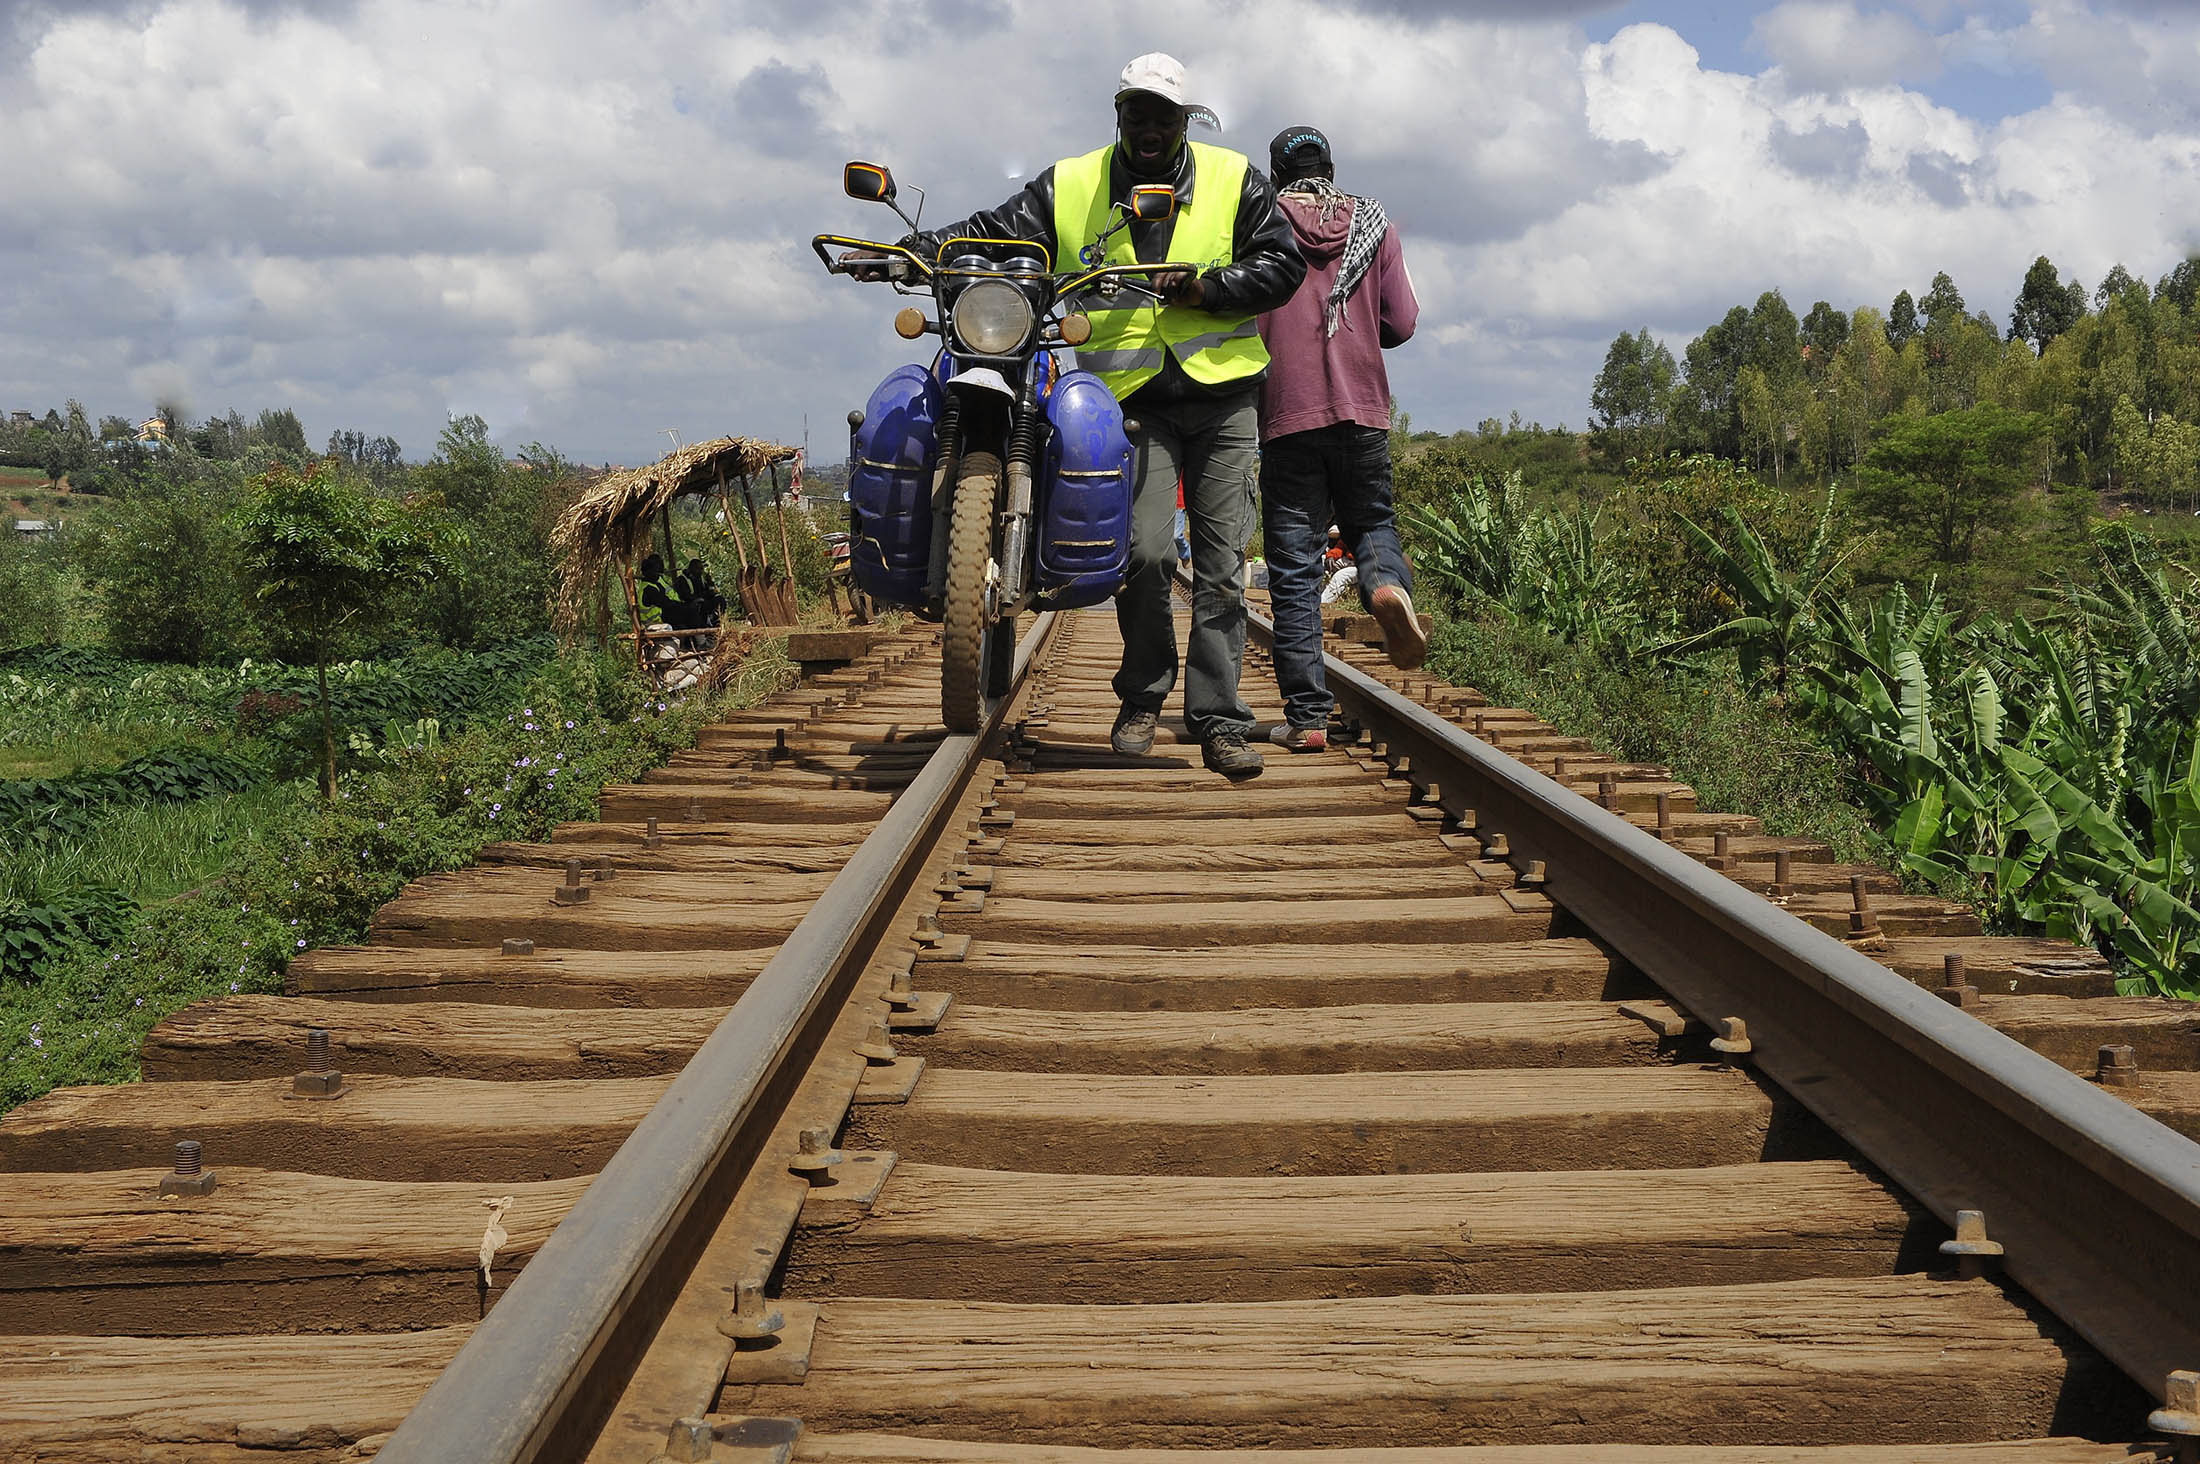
159, 1138, 216, 1197
643, 815, 662, 849
715, 1280, 786, 1343
2097, 1044, 2140, 1087
1848, 875, 1882, 937
1483, 832, 1510, 859
854, 1022, 898, 1064
788, 1125, 844, 1176
1553, 756, 1568, 780
1706, 831, 1732, 872
885, 966, 918, 1010
552, 858, 592, 905
661, 1417, 715, 1463
592, 855, 617, 882
500, 937, 534, 957
1654, 792, 1674, 842
1709, 1016, 1753, 1065
1937, 952, 1980, 1010
1771, 849, 1794, 898
1597, 773, 1617, 809
1519, 859, 1548, 889
292, 1028, 346, 1098
1938, 1208, 2005, 1281
913, 912, 943, 945
1472, 713, 1487, 737
770, 727, 791, 761
2147, 1371, 2200, 1455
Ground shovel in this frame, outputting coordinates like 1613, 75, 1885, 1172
715, 463, 766, 625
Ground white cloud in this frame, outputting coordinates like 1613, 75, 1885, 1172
0, 0, 2197, 457
1750, 1, 1945, 93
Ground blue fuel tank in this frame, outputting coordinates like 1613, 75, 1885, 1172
845, 363, 941, 609
1034, 368, 1132, 609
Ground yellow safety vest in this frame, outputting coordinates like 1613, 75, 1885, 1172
1050, 140, 1270, 399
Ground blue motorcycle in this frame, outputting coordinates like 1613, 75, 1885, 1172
816, 161, 1184, 732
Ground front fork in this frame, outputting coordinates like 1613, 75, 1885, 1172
996, 374, 1043, 613
923, 398, 962, 606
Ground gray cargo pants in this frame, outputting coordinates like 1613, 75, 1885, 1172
1111, 387, 1260, 742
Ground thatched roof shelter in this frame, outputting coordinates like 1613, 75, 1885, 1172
551, 435, 798, 633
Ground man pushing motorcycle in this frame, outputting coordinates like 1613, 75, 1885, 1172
848, 52, 1305, 777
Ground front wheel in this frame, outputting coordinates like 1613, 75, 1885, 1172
940, 451, 1001, 732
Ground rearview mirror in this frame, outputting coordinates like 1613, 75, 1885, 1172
844, 161, 897, 204
1129, 184, 1176, 222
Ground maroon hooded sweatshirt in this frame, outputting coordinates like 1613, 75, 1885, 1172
1256, 192, 1419, 442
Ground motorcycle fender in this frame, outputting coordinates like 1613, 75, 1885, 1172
945, 368, 1017, 400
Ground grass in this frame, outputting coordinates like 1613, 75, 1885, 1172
0, 724, 214, 780
2, 643, 800, 1114
1427, 612, 1878, 866
2, 782, 299, 905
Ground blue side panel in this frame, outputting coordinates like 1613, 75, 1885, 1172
1035, 369, 1132, 609
846, 364, 940, 608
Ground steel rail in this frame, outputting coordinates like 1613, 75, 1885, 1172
1249, 602, 2200, 1403
376, 613, 1057, 1464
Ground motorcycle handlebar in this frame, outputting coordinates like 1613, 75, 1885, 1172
812, 234, 927, 282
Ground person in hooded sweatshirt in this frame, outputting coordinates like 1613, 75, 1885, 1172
1256, 126, 1424, 753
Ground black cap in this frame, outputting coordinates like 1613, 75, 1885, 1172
1269, 125, 1332, 178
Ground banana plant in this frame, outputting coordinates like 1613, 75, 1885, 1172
1656, 488, 1855, 693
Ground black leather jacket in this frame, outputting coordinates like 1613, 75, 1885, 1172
908, 141, 1306, 407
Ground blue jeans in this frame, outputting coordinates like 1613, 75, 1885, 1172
1259, 422, 1413, 729
1114, 389, 1261, 741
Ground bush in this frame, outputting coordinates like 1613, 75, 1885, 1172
0, 530, 72, 651
77, 472, 257, 663
1428, 613, 1876, 864
0, 887, 139, 984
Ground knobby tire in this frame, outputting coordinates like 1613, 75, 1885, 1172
940, 451, 1000, 733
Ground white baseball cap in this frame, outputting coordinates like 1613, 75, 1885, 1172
1116, 52, 1221, 128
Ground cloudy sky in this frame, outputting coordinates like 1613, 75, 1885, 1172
1, 0, 2194, 466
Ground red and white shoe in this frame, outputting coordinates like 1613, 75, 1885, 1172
1268, 722, 1327, 752
1370, 584, 1429, 670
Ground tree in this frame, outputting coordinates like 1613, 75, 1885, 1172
1745, 291, 1803, 383
256, 408, 309, 458
79, 467, 255, 662
2159, 257, 2200, 317
1887, 290, 1920, 349
2097, 263, 2143, 311
1853, 405, 2050, 568
233, 462, 453, 796
1921, 271, 1967, 330
1800, 301, 1850, 379
2009, 255, 2086, 351
1676, 305, 1753, 456
1737, 365, 1777, 475
1589, 327, 1676, 458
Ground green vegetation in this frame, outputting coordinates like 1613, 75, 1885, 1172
233, 460, 454, 795
1404, 447, 2200, 997
0, 397, 848, 1113
0, 641, 797, 1113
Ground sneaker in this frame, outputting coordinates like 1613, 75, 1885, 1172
1370, 584, 1429, 671
1110, 704, 1159, 757
1268, 722, 1327, 753
1202, 730, 1265, 778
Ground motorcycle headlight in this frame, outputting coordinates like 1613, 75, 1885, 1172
953, 279, 1034, 355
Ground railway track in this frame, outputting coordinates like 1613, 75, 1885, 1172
5, 593, 2200, 1462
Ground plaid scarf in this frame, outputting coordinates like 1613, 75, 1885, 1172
1280, 175, 1389, 338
